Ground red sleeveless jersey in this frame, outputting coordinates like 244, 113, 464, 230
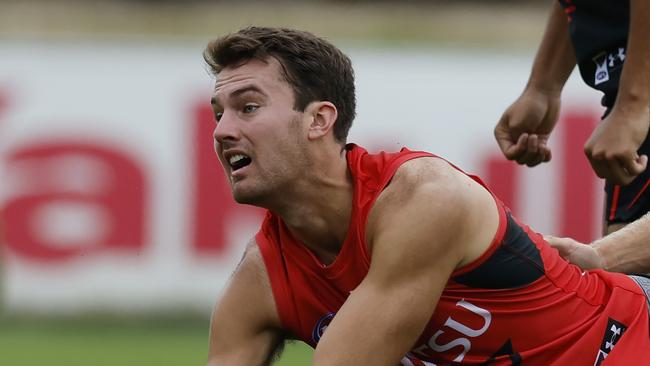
256, 144, 650, 365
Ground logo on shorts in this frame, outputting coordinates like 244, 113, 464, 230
593, 54, 610, 86
593, 318, 627, 366
593, 48, 626, 86
312, 312, 335, 343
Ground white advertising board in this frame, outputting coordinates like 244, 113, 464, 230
0, 40, 605, 314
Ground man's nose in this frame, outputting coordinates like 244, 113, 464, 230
213, 112, 239, 143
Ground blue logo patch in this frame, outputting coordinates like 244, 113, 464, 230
312, 312, 336, 343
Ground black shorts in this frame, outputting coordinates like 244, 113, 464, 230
603, 106, 650, 225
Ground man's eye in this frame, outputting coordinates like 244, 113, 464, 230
243, 105, 259, 113
215, 112, 223, 122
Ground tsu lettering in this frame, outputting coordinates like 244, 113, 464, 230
412, 300, 492, 363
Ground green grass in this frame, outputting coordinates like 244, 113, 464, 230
0, 317, 313, 366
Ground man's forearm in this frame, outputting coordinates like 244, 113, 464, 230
614, 0, 650, 113
593, 213, 650, 273
526, 0, 576, 94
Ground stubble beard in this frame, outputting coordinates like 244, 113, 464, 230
232, 115, 308, 208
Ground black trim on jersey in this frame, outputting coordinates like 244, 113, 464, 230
453, 213, 544, 289
480, 339, 521, 366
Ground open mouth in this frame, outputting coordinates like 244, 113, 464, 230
229, 154, 252, 172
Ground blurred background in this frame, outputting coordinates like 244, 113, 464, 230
0, 0, 606, 365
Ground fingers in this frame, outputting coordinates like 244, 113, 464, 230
505, 133, 528, 160
543, 235, 576, 261
502, 133, 551, 167
543, 235, 604, 270
494, 117, 520, 159
589, 156, 634, 185
493, 110, 552, 167
622, 154, 648, 177
515, 134, 551, 167
586, 151, 648, 185
543, 235, 577, 251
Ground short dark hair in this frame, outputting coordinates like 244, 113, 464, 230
203, 27, 356, 143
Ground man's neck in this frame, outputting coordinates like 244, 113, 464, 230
272, 146, 353, 265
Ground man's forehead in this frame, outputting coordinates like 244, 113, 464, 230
216, 57, 282, 84
212, 58, 289, 102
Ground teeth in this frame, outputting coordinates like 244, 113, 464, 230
229, 154, 247, 166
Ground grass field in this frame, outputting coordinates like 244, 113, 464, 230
0, 317, 313, 366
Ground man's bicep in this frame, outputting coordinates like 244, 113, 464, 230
312, 228, 461, 365
313, 178, 468, 365
207, 241, 285, 366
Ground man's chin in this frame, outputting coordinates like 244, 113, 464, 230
232, 188, 265, 206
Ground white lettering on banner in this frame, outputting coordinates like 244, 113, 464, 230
414, 300, 492, 363
1, 101, 262, 262
0, 44, 605, 312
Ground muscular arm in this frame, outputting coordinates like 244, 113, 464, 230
526, 0, 576, 95
617, 0, 650, 108
583, 0, 650, 184
595, 212, 650, 273
548, 213, 650, 274
494, 0, 576, 166
207, 240, 285, 366
311, 158, 499, 365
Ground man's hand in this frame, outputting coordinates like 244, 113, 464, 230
583, 107, 649, 185
544, 235, 605, 270
494, 89, 560, 167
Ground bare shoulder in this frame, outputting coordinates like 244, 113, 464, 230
220, 237, 279, 327
396, 156, 461, 183
371, 156, 473, 218
367, 156, 498, 268
235, 238, 269, 285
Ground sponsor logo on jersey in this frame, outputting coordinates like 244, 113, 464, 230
593, 318, 627, 366
312, 312, 336, 343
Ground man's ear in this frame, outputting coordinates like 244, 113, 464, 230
307, 101, 338, 140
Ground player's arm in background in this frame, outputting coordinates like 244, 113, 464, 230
311, 157, 499, 366
494, 0, 575, 166
206, 239, 285, 366
546, 212, 650, 274
583, 0, 650, 185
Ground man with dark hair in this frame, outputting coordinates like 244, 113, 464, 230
205, 26, 650, 366
494, 0, 650, 234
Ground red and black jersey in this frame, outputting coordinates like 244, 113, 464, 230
256, 144, 650, 365
559, 0, 629, 109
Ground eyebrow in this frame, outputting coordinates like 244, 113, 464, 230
211, 85, 267, 107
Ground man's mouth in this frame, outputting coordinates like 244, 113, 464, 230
228, 154, 252, 172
